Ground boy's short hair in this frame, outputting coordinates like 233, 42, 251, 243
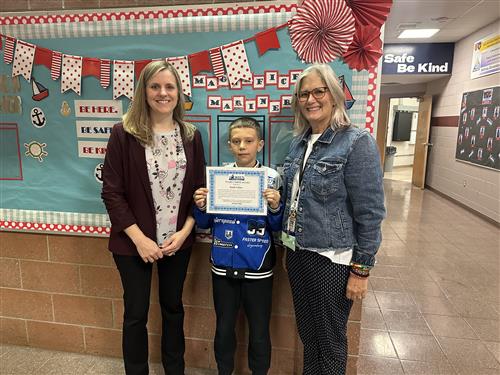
228, 117, 262, 141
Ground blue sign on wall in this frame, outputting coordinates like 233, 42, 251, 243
382, 43, 454, 74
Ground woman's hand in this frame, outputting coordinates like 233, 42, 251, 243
346, 274, 369, 301
160, 216, 194, 256
193, 188, 208, 209
264, 188, 280, 209
134, 235, 164, 263
124, 224, 163, 263
161, 230, 189, 256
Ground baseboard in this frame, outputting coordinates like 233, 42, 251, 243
425, 185, 500, 227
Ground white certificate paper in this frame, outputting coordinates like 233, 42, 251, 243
206, 166, 267, 216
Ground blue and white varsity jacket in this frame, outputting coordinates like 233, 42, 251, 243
194, 163, 283, 279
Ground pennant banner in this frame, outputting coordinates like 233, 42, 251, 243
255, 28, 281, 56
134, 59, 152, 81
221, 40, 252, 87
61, 54, 83, 95
189, 50, 212, 75
82, 57, 100, 78
0, 21, 290, 97
209, 47, 225, 78
34, 47, 52, 69
166, 56, 192, 98
51, 51, 62, 81
113, 60, 134, 100
4, 37, 15, 64
12, 40, 36, 81
100, 59, 111, 88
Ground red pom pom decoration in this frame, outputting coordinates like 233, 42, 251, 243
343, 25, 383, 71
346, 0, 393, 28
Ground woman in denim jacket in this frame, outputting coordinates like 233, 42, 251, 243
281, 64, 385, 375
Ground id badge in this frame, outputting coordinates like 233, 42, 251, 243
287, 200, 298, 233
281, 232, 296, 251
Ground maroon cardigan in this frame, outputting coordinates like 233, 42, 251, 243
101, 123, 206, 256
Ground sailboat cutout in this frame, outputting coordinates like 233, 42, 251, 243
338, 75, 355, 110
32, 77, 49, 101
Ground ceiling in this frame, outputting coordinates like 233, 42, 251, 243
381, 0, 499, 87
384, 0, 499, 43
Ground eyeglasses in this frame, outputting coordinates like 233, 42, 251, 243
296, 87, 329, 102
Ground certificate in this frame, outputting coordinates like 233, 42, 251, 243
206, 166, 267, 216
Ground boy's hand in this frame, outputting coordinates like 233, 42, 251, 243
193, 188, 208, 208
264, 188, 280, 209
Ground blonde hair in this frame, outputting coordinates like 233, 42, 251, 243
227, 117, 262, 141
122, 60, 196, 145
291, 64, 351, 135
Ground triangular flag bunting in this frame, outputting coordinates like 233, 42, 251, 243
4, 36, 16, 64
221, 40, 252, 87
255, 28, 281, 56
61, 54, 83, 95
12, 40, 36, 81
166, 56, 191, 98
113, 60, 134, 100
51, 51, 62, 80
189, 50, 211, 75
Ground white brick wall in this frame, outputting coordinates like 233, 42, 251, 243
426, 20, 500, 223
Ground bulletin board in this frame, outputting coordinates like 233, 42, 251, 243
0, 1, 387, 235
456, 86, 500, 170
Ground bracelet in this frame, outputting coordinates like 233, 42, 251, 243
350, 267, 370, 277
350, 270, 369, 279
350, 262, 371, 271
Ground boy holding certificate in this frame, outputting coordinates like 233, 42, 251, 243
193, 117, 283, 375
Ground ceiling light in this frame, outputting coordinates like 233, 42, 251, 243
398, 29, 440, 38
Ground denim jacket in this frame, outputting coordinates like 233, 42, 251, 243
281, 126, 385, 267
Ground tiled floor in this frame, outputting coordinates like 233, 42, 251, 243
357, 178, 499, 375
0, 345, 216, 374
384, 165, 413, 182
1, 178, 499, 374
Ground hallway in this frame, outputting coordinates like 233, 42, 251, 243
1, 179, 499, 374
356, 179, 500, 374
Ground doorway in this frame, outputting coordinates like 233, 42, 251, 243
376, 95, 433, 187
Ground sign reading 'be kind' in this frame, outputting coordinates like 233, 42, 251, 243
382, 43, 454, 75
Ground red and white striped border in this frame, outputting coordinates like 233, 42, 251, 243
0, 4, 298, 26
1, 220, 110, 236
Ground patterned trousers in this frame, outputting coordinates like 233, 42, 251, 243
287, 249, 353, 375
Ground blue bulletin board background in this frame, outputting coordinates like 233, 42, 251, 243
0, 5, 373, 235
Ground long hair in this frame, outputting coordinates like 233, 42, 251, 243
122, 60, 195, 145
291, 64, 351, 135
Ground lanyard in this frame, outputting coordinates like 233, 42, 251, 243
298, 144, 308, 186
287, 143, 309, 234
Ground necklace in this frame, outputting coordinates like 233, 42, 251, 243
151, 123, 184, 200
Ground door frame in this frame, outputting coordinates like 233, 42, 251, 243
376, 95, 432, 187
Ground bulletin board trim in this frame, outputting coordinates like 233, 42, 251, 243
0, 4, 297, 39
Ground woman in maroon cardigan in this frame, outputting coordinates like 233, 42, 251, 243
102, 60, 205, 375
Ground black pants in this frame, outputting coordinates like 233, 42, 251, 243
286, 250, 353, 375
212, 274, 273, 375
113, 247, 191, 375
